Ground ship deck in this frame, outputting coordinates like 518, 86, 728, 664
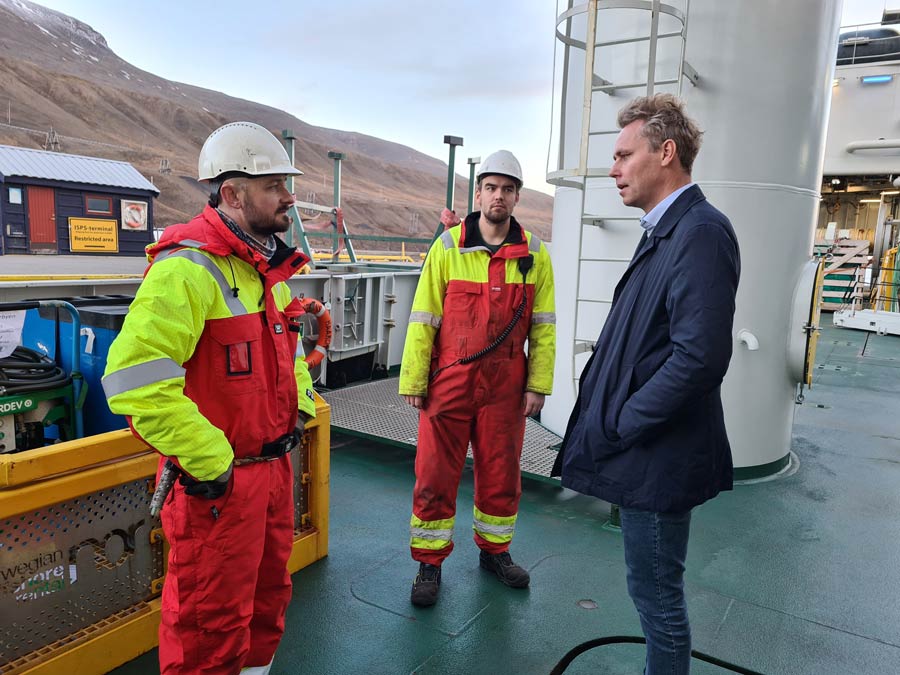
108, 322, 900, 675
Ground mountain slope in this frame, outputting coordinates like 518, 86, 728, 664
0, 0, 553, 246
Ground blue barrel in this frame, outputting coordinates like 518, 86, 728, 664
21, 295, 133, 437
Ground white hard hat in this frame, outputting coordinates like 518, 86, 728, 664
198, 121, 302, 181
476, 150, 523, 187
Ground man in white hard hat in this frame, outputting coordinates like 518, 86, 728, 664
103, 122, 317, 675
399, 150, 556, 607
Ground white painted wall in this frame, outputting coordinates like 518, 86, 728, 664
825, 61, 900, 175
543, 0, 844, 471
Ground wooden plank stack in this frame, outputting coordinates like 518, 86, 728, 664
812, 239, 871, 311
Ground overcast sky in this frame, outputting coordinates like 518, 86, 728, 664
31, 1, 886, 196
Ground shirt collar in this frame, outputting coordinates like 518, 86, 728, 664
641, 182, 695, 234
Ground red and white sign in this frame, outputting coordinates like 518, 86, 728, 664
121, 200, 148, 231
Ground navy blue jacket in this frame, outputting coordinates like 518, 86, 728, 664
552, 185, 740, 513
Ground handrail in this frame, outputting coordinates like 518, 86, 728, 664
303, 232, 435, 245
845, 138, 900, 153
837, 22, 900, 65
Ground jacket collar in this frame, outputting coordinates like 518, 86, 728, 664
148, 205, 309, 283
461, 212, 525, 247
618, 184, 706, 285
647, 184, 705, 240
460, 212, 528, 259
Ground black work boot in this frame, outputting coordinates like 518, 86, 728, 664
479, 551, 530, 588
410, 563, 441, 607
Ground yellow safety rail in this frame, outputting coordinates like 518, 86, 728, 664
1, 393, 330, 675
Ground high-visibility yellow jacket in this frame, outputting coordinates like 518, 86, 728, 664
398, 214, 555, 397
102, 206, 316, 481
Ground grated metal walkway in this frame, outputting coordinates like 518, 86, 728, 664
321, 378, 563, 478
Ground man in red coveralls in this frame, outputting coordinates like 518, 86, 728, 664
104, 122, 317, 674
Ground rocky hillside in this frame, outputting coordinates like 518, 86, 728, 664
0, 0, 553, 250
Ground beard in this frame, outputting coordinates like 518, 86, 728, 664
483, 204, 511, 225
244, 202, 293, 239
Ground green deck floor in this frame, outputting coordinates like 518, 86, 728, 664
112, 324, 900, 674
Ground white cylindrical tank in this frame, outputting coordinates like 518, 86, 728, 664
544, 0, 843, 474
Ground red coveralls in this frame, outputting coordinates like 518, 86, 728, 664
401, 213, 555, 565
104, 207, 309, 674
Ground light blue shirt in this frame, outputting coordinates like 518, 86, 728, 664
640, 182, 695, 236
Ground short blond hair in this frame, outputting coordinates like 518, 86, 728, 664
617, 94, 703, 173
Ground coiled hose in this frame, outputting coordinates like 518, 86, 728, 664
0, 346, 71, 396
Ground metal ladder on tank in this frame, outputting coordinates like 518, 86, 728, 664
548, 0, 699, 386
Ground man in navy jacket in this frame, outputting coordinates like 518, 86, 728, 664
552, 94, 740, 674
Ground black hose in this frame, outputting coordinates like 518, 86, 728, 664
549, 635, 766, 675
0, 346, 71, 396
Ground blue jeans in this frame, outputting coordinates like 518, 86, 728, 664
619, 506, 693, 675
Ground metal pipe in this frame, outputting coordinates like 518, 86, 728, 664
467, 156, 480, 215
281, 130, 299, 249
281, 130, 314, 261
578, 0, 598, 175
436, 135, 464, 240
328, 151, 355, 263
647, 0, 661, 96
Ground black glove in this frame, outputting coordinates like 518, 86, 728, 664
181, 463, 232, 499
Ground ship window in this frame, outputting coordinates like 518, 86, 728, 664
85, 195, 113, 215
8, 187, 22, 204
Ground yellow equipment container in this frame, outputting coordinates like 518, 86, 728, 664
0, 393, 330, 675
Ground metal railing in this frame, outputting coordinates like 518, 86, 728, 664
837, 22, 900, 65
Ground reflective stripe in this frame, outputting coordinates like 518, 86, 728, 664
154, 240, 208, 260
159, 249, 248, 316
474, 506, 516, 526
410, 537, 452, 551
409, 311, 441, 328
410, 514, 454, 550
314, 345, 328, 356
531, 312, 556, 325
409, 527, 454, 541
528, 233, 542, 253
440, 230, 455, 250
473, 507, 517, 543
472, 522, 515, 544
458, 245, 491, 254
411, 514, 455, 530
153, 248, 178, 263
472, 520, 516, 537
102, 357, 185, 398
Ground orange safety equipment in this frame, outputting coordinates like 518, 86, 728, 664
299, 297, 332, 368
399, 213, 555, 566
102, 205, 315, 674
440, 207, 462, 230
